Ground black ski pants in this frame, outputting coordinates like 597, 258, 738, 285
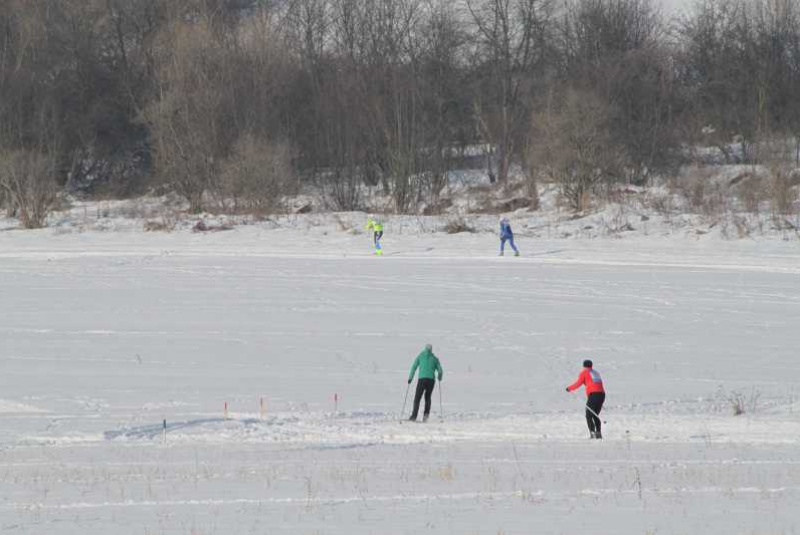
586, 392, 605, 434
410, 378, 435, 420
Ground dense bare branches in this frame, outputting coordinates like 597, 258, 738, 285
0, 149, 58, 228
468, 0, 555, 183
0, 0, 798, 223
678, 0, 800, 163
530, 89, 626, 210
559, 0, 677, 181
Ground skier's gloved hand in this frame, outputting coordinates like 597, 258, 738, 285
565, 387, 570, 392
408, 379, 412, 384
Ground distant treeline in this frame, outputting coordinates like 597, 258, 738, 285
1, 0, 799, 226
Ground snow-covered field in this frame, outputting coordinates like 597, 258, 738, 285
2, 220, 800, 534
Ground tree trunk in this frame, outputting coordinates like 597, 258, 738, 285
526, 170, 540, 211
498, 144, 510, 183
497, 102, 510, 183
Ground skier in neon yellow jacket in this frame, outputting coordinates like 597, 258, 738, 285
365, 216, 384, 255
407, 344, 444, 422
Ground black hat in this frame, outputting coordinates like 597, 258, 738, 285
583, 359, 593, 368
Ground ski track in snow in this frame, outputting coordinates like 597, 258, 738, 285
1, 230, 800, 533
8, 484, 800, 513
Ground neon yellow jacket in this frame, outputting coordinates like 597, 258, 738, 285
365, 218, 383, 232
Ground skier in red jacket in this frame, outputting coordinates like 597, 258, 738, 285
566, 359, 606, 439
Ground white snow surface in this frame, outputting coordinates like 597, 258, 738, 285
2, 211, 800, 534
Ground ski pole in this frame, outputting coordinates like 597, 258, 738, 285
399, 382, 411, 422
568, 390, 606, 424
438, 380, 444, 421
584, 403, 606, 424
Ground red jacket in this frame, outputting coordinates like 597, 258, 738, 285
567, 367, 605, 395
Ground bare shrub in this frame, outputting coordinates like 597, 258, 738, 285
496, 196, 531, 212
647, 191, 674, 215
422, 197, 453, 215
734, 173, 765, 214
731, 215, 752, 238
677, 167, 712, 211
333, 215, 355, 233
443, 216, 476, 234
728, 388, 761, 416
142, 207, 181, 232
144, 220, 168, 232
471, 188, 501, 214
754, 136, 799, 215
118, 199, 167, 220
192, 219, 234, 233
530, 89, 627, 212
602, 205, 635, 235
215, 135, 294, 215
315, 169, 363, 212
143, 215, 178, 232
767, 168, 797, 215
673, 166, 729, 217
0, 150, 58, 229
437, 464, 455, 481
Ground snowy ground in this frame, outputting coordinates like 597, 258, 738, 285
2, 221, 800, 534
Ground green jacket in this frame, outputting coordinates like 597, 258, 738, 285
408, 348, 443, 382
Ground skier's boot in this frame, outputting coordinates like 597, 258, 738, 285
499, 252, 504, 256
594, 431, 602, 440
514, 251, 520, 257
423, 414, 429, 423
589, 431, 597, 439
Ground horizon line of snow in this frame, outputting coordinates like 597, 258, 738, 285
1, 250, 799, 274
9, 485, 800, 512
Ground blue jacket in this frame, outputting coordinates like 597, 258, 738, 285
500, 221, 513, 238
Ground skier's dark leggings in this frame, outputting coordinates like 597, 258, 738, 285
410, 378, 435, 420
586, 392, 605, 434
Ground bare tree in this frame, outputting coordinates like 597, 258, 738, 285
677, 0, 800, 165
677, 0, 758, 162
216, 135, 295, 214
467, 0, 554, 183
530, 88, 626, 211
417, 0, 472, 205
146, 16, 238, 212
750, 0, 800, 163
560, 0, 677, 180
7, 0, 800, 222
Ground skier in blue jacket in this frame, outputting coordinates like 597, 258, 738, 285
499, 217, 519, 256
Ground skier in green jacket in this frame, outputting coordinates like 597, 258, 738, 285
407, 344, 444, 422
